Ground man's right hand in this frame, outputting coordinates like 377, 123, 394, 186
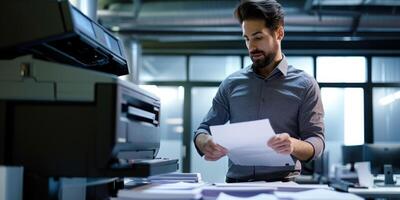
195, 133, 228, 161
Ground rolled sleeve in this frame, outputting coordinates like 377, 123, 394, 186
305, 136, 325, 161
298, 78, 325, 160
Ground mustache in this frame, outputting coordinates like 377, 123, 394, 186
249, 50, 264, 55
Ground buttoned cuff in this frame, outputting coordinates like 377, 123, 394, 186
193, 129, 211, 157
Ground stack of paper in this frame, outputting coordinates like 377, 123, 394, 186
212, 181, 330, 193
201, 184, 276, 200
147, 172, 202, 183
274, 188, 364, 200
215, 190, 363, 200
216, 193, 278, 200
117, 182, 204, 200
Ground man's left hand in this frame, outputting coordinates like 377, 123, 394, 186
267, 133, 295, 154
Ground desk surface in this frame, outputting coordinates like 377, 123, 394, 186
117, 181, 363, 200
348, 186, 400, 198
345, 174, 400, 198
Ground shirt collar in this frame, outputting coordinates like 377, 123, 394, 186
246, 53, 288, 78
276, 54, 288, 76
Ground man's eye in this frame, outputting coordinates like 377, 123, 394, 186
255, 37, 262, 40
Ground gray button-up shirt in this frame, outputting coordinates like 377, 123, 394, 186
194, 55, 325, 181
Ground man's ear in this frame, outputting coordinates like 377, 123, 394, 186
276, 26, 284, 41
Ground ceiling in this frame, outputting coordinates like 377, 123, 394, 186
96, 0, 400, 51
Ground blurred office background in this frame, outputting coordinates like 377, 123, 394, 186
71, 0, 400, 183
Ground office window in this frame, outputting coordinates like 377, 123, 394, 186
140, 55, 186, 81
321, 88, 364, 145
373, 88, 400, 142
317, 56, 367, 83
243, 56, 314, 76
287, 56, 314, 76
372, 57, 400, 83
243, 56, 252, 67
190, 87, 228, 183
321, 88, 364, 165
140, 85, 184, 172
189, 56, 241, 81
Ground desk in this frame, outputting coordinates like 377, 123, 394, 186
339, 174, 400, 199
348, 187, 400, 199
117, 181, 363, 200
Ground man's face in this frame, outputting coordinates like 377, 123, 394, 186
242, 19, 282, 69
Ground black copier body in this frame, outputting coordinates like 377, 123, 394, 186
0, 1, 178, 199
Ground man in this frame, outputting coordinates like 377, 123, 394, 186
193, 0, 325, 183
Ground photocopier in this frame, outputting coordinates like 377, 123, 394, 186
0, 1, 178, 199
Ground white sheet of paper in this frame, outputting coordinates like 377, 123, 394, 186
213, 181, 330, 190
150, 182, 205, 190
210, 119, 294, 166
274, 189, 363, 200
216, 192, 278, 200
354, 161, 374, 188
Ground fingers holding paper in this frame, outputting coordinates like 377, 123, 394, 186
204, 143, 228, 161
267, 133, 294, 155
196, 134, 228, 161
203, 139, 228, 161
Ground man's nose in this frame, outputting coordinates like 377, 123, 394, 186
248, 41, 257, 52
249, 46, 257, 53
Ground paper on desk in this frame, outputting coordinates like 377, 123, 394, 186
150, 182, 205, 190
213, 181, 278, 187
213, 181, 330, 190
355, 161, 374, 188
210, 119, 294, 166
274, 189, 363, 200
216, 192, 277, 200
201, 185, 276, 198
117, 184, 202, 200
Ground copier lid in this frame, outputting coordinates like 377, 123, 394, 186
0, 0, 129, 76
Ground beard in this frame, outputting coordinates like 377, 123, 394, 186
250, 50, 277, 70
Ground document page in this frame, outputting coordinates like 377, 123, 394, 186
210, 119, 294, 166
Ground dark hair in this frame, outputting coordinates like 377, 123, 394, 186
234, 0, 284, 31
